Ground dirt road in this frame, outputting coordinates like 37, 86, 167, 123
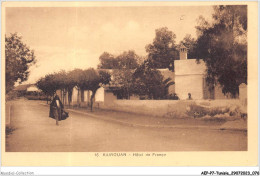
5, 99, 247, 152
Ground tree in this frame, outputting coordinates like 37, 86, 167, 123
66, 70, 78, 106
132, 61, 174, 99
111, 50, 140, 99
146, 27, 178, 71
36, 73, 58, 103
36, 68, 110, 111
110, 69, 134, 99
98, 50, 139, 69
195, 5, 247, 97
53, 70, 70, 105
178, 34, 197, 59
98, 50, 140, 99
97, 52, 118, 69
116, 50, 139, 69
5, 33, 36, 93
68, 68, 84, 107
81, 69, 111, 111
162, 77, 175, 98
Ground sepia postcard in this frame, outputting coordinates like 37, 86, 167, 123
1, 1, 258, 167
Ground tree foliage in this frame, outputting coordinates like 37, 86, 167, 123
146, 27, 178, 71
98, 50, 140, 99
110, 69, 134, 99
132, 61, 174, 99
98, 52, 118, 69
36, 68, 111, 111
97, 35, 177, 99
36, 73, 58, 103
77, 68, 111, 111
98, 50, 139, 69
5, 33, 36, 93
178, 34, 197, 59
195, 5, 247, 96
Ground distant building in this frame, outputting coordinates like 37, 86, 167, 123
26, 84, 40, 92
13, 84, 40, 95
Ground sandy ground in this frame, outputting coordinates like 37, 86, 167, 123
5, 99, 247, 152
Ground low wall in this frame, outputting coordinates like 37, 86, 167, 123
103, 99, 243, 117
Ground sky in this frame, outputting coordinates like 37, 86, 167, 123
6, 6, 214, 84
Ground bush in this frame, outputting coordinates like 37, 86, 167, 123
228, 106, 240, 116
186, 104, 208, 118
6, 91, 19, 101
186, 104, 231, 118
167, 93, 180, 100
25, 95, 50, 101
6, 126, 15, 137
208, 107, 228, 117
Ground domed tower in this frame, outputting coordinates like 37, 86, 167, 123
179, 44, 187, 60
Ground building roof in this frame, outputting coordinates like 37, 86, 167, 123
27, 85, 40, 92
13, 84, 35, 91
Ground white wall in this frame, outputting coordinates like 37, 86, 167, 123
84, 90, 90, 102
175, 74, 204, 100
72, 87, 78, 103
175, 59, 206, 75
95, 87, 105, 102
103, 99, 242, 117
104, 91, 117, 105
174, 59, 206, 100
67, 87, 104, 106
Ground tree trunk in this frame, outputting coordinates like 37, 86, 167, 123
90, 89, 97, 112
63, 89, 65, 105
68, 89, 72, 107
127, 86, 130, 99
81, 89, 84, 102
77, 88, 80, 107
63, 89, 67, 106
64, 89, 68, 105
61, 89, 64, 105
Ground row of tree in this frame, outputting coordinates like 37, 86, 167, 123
36, 69, 111, 111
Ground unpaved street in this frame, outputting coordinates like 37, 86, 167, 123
6, 99, 247, 152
